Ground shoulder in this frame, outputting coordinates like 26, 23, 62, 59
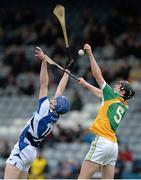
102, 83, 120, 101
38, 96, 49, 104
37, 96, 50, 115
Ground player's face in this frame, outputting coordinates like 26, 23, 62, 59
114, 83, 121, 93
50, 98, 57, 110
114, 82, 125, 97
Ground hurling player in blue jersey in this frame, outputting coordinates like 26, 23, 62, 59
4, 47, 72, 179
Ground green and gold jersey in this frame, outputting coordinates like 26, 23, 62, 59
89, 83, 128, 142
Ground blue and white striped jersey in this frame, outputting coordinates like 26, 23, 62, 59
19, 96, 59, 147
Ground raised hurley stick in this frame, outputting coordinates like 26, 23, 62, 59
53, 4, 72, 62
44, 54, 79, 82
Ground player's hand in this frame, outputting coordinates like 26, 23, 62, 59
84, 44, 92, 55
50, 98, 57, 110
35, 47, 45, 61
78, 77, 88, 87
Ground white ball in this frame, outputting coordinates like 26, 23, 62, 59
78, 49, 85, 56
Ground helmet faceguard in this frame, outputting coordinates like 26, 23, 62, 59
120, 81, 135, 100
54, 96, 70, 114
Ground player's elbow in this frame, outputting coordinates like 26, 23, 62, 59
93, 71, 102, 80
96, 75, 105, 88
40, 82, 48, 89
92, 69, 101, 77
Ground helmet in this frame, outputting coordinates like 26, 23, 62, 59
54, 96, 70, 114
120, 81, 135, 100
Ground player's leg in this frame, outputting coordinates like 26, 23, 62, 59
4, 143, 23, 179
4, 164, 22, 179
18, 144, 37, 179
101, 140, 118, 179
101, 165, 115, 179
19, 171, 29, 179
5, 142, 37, 179
78, 160, 100, 179
78, 136, 104, 179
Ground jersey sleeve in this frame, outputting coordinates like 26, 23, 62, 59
102, 82, 120, 101
36, 96, 50, 117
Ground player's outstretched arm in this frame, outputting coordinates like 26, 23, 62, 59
35, 47, 49, 99
84, 44, 105, 88
79, 77, 103, 98
54, 70, 70, 98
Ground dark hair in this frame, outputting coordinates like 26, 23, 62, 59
120, 81, 135, 100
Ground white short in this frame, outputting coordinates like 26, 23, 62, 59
85, 136, 118, 166
6, 142, 37, 171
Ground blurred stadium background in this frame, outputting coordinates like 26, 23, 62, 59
0, 0, 141, 179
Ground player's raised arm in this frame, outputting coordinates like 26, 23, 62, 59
84, 44, 105, 88
54, 70, 69, 98
54, 58, 73, 98
79, 77, 103, 98
35, 47, 49, 99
